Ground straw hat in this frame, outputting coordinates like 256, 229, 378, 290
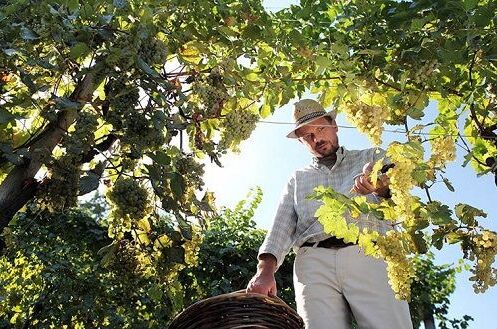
286, 99, 337, 138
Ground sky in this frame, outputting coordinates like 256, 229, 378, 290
202, 1, 497, 328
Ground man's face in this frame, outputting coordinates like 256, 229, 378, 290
295, 116, 339, 158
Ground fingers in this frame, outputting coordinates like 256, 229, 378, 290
246, 275, 277, 296
353, 174, 376, 195
362, 162, 372, 175
269, 282, 277, 297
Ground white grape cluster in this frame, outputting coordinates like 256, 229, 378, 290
139, 38, 168, 66
469, 230, 497, 293
175, 156, 205, 190
429, 136, 456, 168
64, 110, 99, 156
219, 109, 259, 151
376, 230, 415, 300
343, 101, 388, 145
194, 82, 228, 117
414, 60, 439, 84
38, 155, 81, 212
107, 178, 152, 220
386, 145, 417, 226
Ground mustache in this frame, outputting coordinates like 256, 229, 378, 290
316, 141, 327, 148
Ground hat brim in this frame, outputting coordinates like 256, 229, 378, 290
286, 111, 337, 139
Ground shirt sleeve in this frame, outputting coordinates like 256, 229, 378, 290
258, 175, 298, 270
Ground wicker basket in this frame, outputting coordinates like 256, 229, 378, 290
168, 290, 304, 329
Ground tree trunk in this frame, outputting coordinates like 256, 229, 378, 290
0, 72, 97, 230
423, 312, 436, 329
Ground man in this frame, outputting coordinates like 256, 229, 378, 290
246, 99, 413, 329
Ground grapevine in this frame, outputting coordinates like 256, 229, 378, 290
343, 101, 389, 145
219, 109, 259, 152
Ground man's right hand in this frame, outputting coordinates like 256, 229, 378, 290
246, 253, 278, 296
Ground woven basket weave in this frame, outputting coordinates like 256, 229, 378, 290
168, 290, 304, 329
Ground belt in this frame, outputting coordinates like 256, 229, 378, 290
301, 236, 355, 249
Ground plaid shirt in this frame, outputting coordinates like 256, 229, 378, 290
258, 146, 393, 268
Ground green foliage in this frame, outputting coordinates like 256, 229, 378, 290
180, 187, 296, 309
1, 0, 497, 320
0, 206, 200, 328
410, 253, 473, 329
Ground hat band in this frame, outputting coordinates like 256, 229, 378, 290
295, 110, 327, 126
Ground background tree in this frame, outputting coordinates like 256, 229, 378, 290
0, 206, 201, 327
410, 253, 473, 329
180, 187, 296, 309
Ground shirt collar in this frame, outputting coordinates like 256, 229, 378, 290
311, 146, 347, 169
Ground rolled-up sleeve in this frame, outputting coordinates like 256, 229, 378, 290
258, 176, 298, 269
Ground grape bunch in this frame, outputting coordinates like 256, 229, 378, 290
106, 80, 166, 157
469, 230, 497, 293
35, 111, 98, 211
107, 178, 151, 220
376, 230, 415, 300
139, 38, 168, 66
37, 155, 81, 212
106, 79, 140, 130
429, 136, 456, 168
343, 101, 388, 145
385, 145, 419, 227
218, 109, 259, 151
175, 156, 205, 189
64, 110, 99, 156
414, 60, 439, 84
108, 240, 143, 276
194, 82, 228, 117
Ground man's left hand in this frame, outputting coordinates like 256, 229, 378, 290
352, 162, 390, 197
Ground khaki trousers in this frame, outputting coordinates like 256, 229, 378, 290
293, 245, 413, 329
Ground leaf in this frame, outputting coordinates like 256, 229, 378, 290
454, 204, 486, 226
315, 56, 333, 70
133, 229, 151, 246
69, 42, 90, 60
163, 246, 185, 264
431, 230, 445, 250
410, 232, 428, 254
148, 285, 163, 302
149, 150, 170, 166
199, 191, 216, 212
260, 103, 271, 119
67, 0, 80, 12
427, 202, 453, 226
370, 158, 384, 189
463, 0, 478, 10
19, 71, 37, 93
79, 172, 100, 195
0, 108, 16, 124
137, 218, 151, 232
244, 71, 259, 82
97, 241, 118, 267
179, 41, 202, 63
217, 25, 238, 37
442, 177, 455, 192
176, 214, 192, 240
169, 172, 185, 199
137, 57, 159, 77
